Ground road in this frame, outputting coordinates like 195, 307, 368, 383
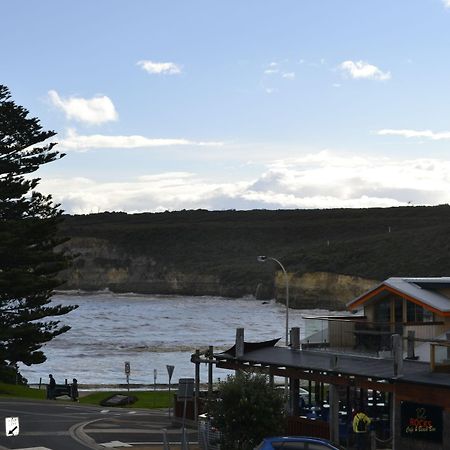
0, 398, 198, 449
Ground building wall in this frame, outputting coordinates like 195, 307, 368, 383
394, 383, 450, 450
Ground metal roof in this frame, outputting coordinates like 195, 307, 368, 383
216, 345, 450, 389
346, 277, 450, 313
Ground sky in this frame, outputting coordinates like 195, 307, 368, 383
3, 0, 450, 214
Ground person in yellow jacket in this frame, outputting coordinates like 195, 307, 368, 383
353, 410, 371, 450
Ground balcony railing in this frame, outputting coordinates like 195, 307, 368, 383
302, 316, 447, 358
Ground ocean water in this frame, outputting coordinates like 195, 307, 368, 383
19, 292, 336, 386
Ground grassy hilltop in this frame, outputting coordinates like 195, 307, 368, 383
59, 205, 450, 302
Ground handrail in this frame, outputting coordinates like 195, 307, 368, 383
302, 316, 444, 326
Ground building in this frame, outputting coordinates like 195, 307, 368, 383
195, 277, 450, 450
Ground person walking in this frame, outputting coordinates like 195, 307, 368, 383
353, 409, 371, 450
70, 378, 79, 402
47, 374, 56, 400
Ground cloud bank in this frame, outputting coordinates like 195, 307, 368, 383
378, 128, 450, 140
58, 129, 224, 151
48, 90, 118, 124
39, 151, 450, 214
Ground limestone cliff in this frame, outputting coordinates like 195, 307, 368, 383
273, 271, 379, 310
61, 237, 237, 297
60, 237, 378, 309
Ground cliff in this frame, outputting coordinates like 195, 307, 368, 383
62, 237, 377, 309
58, 206, 450, 310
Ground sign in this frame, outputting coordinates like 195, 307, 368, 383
5, 417, 19, 436
124, 361, 130, 375
166, 365, 175, 382
401, 401, 443, 443
178, 378, 194, 400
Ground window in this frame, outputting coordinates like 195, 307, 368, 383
406, 302, 433, 323
374, 301, 390, 323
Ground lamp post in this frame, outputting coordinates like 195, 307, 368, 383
257, 255, 290, 347
257, 255, 291, 411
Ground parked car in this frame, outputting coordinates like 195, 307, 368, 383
254, 436, 341, 450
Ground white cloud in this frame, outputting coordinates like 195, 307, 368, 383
378, 128, 450, 140
339, 60, 391, 81
282, 72, 295, 79
39, 151, 450, 214
57, 129, 224, 152
48, 90, 118, 125
443, 0, 450, 8
137, 60, 182, 75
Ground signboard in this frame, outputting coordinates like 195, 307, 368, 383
401, 401, 443, 443
178, 378, 194, 400
5, 417, 19, 436
166, 365, 175, 382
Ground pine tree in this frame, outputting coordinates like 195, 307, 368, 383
0, 85, 76, 380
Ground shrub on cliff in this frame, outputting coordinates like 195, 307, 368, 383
0, 85, 77, 380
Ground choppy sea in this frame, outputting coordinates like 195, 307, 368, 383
19, 292, 337, 386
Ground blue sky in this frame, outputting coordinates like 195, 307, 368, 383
3, 0, 450, 213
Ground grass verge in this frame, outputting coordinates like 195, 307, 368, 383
0, 382, 46, 400
79, 390, 173, 408
0, 382, 174, 409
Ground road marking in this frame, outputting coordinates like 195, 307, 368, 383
14, 448, 53, 450
99, 442, 132, 448
100, 409, 110, 413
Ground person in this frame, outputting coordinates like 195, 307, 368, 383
353, 409, 371, 450
71, 378, 79, 402
47, 374, 56, 400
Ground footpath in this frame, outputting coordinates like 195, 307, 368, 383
81, 407, 201, 449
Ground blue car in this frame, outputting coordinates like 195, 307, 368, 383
254, 436, 341, 449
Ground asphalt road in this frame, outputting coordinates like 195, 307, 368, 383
0, 398, 198, 449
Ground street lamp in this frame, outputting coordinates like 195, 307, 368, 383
257, 256, 290, 347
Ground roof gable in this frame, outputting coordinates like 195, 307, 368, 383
347, 277, 450, 315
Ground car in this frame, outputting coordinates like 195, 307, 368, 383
254, 436, 341, 450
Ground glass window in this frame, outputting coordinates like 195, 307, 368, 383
374, 301, 390, 322
406, 302, 434, 323
407, 302, 415, 322
423, 308, 434, 322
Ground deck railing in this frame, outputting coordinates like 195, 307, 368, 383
302, 316, 447, 357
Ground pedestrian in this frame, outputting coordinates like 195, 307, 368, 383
71, 378, 79, 402
47, 374, 56, 400
352, 409, 371, 450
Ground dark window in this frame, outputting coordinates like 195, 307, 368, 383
406, 302, 434, 323
374, 301, 390, 322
